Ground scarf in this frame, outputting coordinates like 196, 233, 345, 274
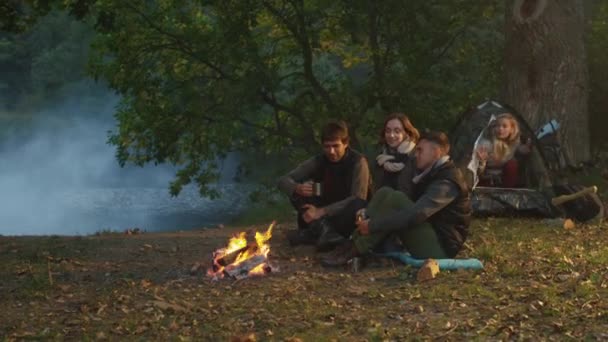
412, 155, 450, 184
377, 140, 416, 173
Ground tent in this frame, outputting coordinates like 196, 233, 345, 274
449, 100, 603, 221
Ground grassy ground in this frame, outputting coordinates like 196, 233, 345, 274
1, 217, 608, 341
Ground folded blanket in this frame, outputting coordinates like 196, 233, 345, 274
380, 252, 484, 270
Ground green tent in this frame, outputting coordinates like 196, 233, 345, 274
449, 100, 603, 222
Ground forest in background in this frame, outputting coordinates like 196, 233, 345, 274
1, 1, 606, 198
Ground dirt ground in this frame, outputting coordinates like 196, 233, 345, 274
1, 218, 608, 341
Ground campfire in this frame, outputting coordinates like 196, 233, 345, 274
207, 221, 277, 280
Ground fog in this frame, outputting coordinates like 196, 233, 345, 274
0, 83, 245, 236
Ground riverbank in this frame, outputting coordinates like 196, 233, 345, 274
1, 218, 608, 340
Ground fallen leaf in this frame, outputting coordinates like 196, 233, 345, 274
168, 320, 179, 331
58, 284, 71, 292
346, 286, 367, 296
97, 304, 107, 315
151, 300, 188, 313
230, 333, 256, 342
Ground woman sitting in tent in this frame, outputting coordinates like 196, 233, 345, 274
374, 113, 419, 198
476, 113, 531, 188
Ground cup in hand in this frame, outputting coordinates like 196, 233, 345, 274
313, 182, 322, 197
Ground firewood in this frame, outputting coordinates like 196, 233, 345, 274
217, 244, 258, 266
417, 259, 440, 282
224, 255, 266, 279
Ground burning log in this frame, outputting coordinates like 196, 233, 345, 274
224, 254, 267, 279
216, 243, 258, 267
207, 221, 276, 280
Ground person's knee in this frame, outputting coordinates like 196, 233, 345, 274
503, 159, 519, 173
386, 190, 413, 210
375, 186, 394, 198
388, 190, 411, 203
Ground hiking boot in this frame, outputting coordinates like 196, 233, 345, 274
320, 240, 360, 267
372, 234, 403, 254
315, 220, 346, 252
286, 229, 317, 246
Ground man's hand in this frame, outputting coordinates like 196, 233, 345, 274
295, 181, 314, 197
356, 219, 370, 235
301, 204, 325, 223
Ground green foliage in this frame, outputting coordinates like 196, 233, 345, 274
3, 1, 606, 198
0, 0, 95, 33
230, 199, 295, 226
27, 11, 93, 93
0, 10, 94, 111
81, 0, 503, 196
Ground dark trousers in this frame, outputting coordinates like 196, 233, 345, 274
353, 187, 448, 258
290, 195, 367, 237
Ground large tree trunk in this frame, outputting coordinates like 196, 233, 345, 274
503, 0, 590, 164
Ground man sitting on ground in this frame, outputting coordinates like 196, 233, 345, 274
321, 131, 471, 267
278, 120, 370, 251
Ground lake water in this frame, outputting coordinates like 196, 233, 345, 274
0, 184, 249, 236
0, 83, 255, 236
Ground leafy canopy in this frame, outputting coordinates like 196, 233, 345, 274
2, 1, 503, 197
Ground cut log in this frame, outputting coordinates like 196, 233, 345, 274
216, 244, 258, 267
417, 259, 440, 282
224, 255, 266, 279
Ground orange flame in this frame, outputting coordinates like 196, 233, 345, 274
207, 221, 275, 279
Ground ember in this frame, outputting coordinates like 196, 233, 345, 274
207, 221, 277, 280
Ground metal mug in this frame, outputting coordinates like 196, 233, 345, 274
313, 182, 322, 197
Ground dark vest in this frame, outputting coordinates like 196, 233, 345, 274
313, 148, 369, 206
412, 161, 472, 257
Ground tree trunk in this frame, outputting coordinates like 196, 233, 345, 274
503, 0, 590, 164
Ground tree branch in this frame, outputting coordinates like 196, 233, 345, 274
258, 90, 317, 146
262, 0, 336, 113
404, 26, 468, 93
121, 2, 233, 81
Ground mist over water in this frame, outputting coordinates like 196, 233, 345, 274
0, 83, 247, 236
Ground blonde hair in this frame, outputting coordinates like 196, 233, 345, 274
491, 113, 520, 162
